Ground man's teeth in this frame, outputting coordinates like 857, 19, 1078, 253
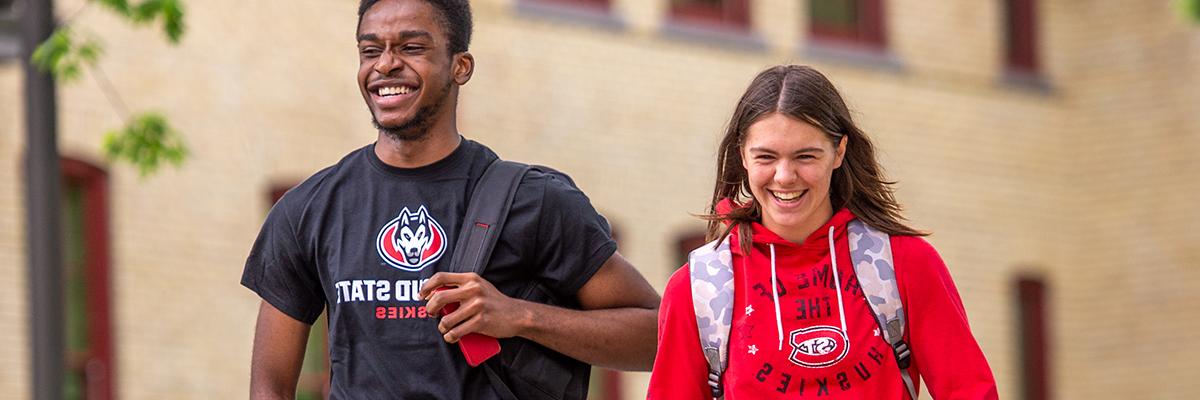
378, 86, 415, 96
772, 191, 802, 201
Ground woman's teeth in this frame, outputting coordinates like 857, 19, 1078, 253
771, 190, 803, 201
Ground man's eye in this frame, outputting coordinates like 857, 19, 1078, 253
360, 48, 381, 57
403, 45, 426, 53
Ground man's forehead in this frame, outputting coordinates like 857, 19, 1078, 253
359, 0, 443, 38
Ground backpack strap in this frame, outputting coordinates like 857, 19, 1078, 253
846, 219, 918, 400
449, 159, 529, 275
687, 237, 735, 399
449, 158, 529, 400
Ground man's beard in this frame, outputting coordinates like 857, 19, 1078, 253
373, 80, 451, 142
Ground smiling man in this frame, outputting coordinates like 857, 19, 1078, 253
240, 1, 661, 399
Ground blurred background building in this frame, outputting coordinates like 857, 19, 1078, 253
1, 0, 1198, 399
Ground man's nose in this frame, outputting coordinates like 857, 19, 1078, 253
374, 49, 404, 76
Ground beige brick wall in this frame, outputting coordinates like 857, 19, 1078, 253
0, 0, 1196, 399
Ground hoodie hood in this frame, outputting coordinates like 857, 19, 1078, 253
716, 198, 858, 354
716, 197, 857, 254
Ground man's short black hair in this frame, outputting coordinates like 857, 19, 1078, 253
357, 0, 473, 54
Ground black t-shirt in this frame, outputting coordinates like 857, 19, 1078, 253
241, 138, 617, 399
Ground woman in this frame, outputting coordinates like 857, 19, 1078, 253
647, 65, 997, 399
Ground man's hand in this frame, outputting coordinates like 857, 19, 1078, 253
419, 272, 530, 343
419, 252, 660, 371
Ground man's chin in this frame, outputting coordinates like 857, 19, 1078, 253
374, 119, 431, 142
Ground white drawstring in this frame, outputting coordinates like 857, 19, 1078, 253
828, 226, 849, 333
769, 244, 784, 351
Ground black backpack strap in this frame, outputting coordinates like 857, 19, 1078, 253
449, 159, 528, 400
482, 361, 520, 400
449, 159, 529, 274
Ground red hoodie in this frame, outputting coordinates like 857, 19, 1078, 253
647, 207, 997, 399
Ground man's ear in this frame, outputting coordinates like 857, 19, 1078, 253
453, 52, 475, 85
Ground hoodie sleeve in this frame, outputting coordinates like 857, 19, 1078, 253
893, 236, 998, 400
646, 265, 714, 400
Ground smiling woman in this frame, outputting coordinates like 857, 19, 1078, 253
647, 65, 999, 399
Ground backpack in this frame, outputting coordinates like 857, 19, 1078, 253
446, 158, 591, 400
688, 220, 918, 399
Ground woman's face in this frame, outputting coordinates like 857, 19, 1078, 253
741, 113, 846, 242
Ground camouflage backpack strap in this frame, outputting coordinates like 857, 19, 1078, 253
847, 219, 918, 400
688, 237, 735, 399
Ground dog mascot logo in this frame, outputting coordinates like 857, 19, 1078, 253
788, 326, 850, 368
377, 205, 447, 271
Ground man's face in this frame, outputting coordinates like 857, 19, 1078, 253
357, 0, 462, 141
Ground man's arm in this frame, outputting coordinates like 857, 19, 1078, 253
419, 251, 661, 371
250, 300, 312, 399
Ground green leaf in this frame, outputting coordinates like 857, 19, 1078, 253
96, 0, 133, 16
1180, 0, 1200, 23
102, 112, 189, 176
30, 28, 104, 84
122, 0, 186, 44
160, 0, 186, 43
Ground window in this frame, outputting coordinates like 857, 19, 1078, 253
61, 158, 114, 400
270, 183, 330, 400
0, 0, 20, 59
675, 231, 708, 277
1003, 0, 1039, 75
808, 0, 886, 49
1016, 277, 1049, 400
525, 0, 610, 11
669, 0, 751, 31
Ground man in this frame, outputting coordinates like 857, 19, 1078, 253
241, 0, 661, 398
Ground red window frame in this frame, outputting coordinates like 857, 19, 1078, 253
61, 158, 114, 400
808, 0, 886, 49
1004, 0, 1039, 74
1017, 277, 1050, 400
669, 0, 751, 31
525, 0, 610, 11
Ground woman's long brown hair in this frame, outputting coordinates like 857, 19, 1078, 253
704, 65, 925, 254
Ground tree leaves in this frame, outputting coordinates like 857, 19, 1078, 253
97, 0, 187, 43
30, 27, 104, 84
1179, 0, 1200, 23
33, 0, 190, 177
102, 112, 188, 177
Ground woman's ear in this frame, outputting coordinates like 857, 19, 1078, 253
453, 52, 475, 85
834, 136, 848, 169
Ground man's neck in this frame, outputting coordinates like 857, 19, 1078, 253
374, 128, 462, 169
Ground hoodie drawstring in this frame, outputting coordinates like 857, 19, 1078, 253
769, 244, 784, 351
768, 226, 851, 352
828, 226, 849, 334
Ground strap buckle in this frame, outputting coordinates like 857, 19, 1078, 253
708, 372, 723, 398
893, 341, 912, 369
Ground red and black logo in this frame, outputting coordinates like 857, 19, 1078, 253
376, 206, 446, 271
788, 326, 850, 368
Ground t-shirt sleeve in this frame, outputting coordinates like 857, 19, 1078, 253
531, 173, 618, 300
240, 196, 326, 324
894, 236, 998, 400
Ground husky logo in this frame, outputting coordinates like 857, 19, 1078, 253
788, 326, 850, 368
376, 206, 447, 271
